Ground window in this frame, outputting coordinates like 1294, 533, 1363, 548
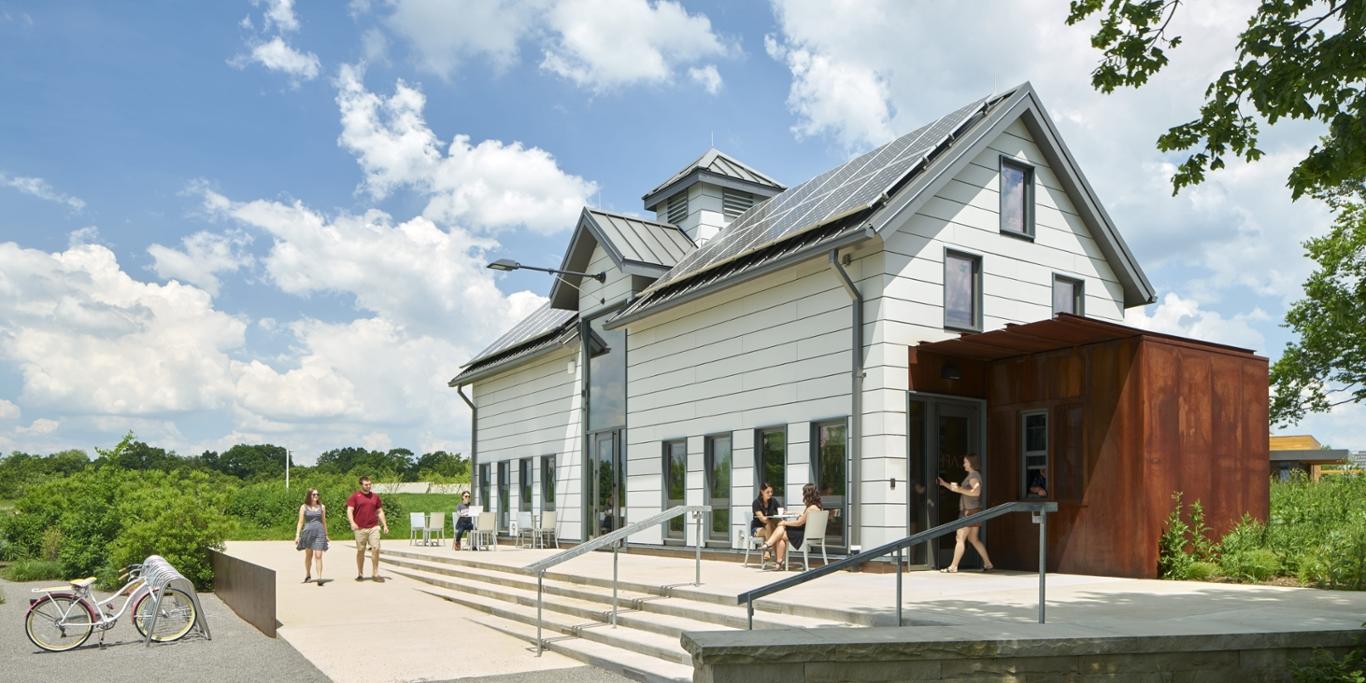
519, 457, 533, 512
587, 313, 626, 431
496, 461, 510, 532
1022, 411, 1048, 499
812, 420, 847, 548
999, 157, 1034, 237
722, 188, 755, 220
1052, 275, 1084, 316
756, 427, 786, 501
705, 434, 732, 546
540, 455, 556, 512
944, 250, 983, 331
663, 440, 687, 543
478, 463, 490, 509
667, 192, 689, 224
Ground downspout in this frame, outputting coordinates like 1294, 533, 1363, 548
456, 386, 477, 505
828, 249, 863, 550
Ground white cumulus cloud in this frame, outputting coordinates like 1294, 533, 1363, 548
0, 399, 19, 420
688, 64, 723, 95
16, 418, 59, 435
334, 64, 596, 233
147, 230, 254, 296
383, 0, 542, 78
540, 0, 730, 92
1125, 292, 1269, 351
242, 36, 321, 81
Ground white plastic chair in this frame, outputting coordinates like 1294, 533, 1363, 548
741, 525, 768, 568
426, 512, 445, 546
515, 511, 534, 548
784, 509, 830, 571
474, 511, 496, 551
531, 511, 559, 549
409, 512, 427, 545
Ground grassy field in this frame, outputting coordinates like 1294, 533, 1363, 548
226, 492, 461, 540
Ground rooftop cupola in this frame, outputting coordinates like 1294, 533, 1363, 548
642, 148, 784, 245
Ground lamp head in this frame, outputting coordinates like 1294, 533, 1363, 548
487, 258, 521, 272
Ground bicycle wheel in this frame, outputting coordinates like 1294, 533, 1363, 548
132, 587, 197, 642
25, 594, 95, 652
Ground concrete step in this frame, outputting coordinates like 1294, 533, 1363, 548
378, 546, 883, 626
461, 610, 693, 683
379, 552, 850, 632
411, 580, 694, 668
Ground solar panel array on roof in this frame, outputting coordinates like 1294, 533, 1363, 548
462, 303, 576, 367
641, 96, 990, 295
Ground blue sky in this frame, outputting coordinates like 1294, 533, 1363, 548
1, 0, 1359, 461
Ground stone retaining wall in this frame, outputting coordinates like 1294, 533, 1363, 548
682, 626, 1362, 682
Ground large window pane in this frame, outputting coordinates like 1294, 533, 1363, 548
705, 434, 732, 545
813, 421, 847, 548
519, 458, 533, 511
907, 402, 928, 565
944, 252, 980, 330
757, 428, 786, 500
496, 461, 510, 532
1053, 276, 1084, 316
587, 316, 626, 431
1000, 160, 1031, 235
478, 464, 490, 510
1022, 411, 1048, 499
664, 440, 687, 541
541, 455, 556, 512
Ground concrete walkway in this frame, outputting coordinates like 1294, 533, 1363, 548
223, 541, 618, 683
390, 542, 1366, 635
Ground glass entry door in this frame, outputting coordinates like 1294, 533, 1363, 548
932, 401, 980, 566
589, 430, 626, 538
663, 440, 687, 544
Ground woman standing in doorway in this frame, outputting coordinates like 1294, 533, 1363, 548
295, 488, 331, 584
936, 454, 994, 573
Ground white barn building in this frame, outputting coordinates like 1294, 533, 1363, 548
450, 83, 1156, 562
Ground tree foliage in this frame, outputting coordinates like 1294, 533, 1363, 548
1068, 0, 1366, 199
1270, 189, 1366, 423
0, 449, 91, 499
199, 443, 288, 480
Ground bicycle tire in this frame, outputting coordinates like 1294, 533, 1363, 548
132, 587, 197, 642
25, 594, 95, 652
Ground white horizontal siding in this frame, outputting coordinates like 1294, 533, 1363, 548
579, 243, 635, 318
472, 345, 584, 541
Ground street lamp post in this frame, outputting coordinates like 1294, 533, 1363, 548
487, 258, 606, 283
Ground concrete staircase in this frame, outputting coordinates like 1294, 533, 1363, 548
377, 547, 856, 682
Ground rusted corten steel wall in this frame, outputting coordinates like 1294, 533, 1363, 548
911, 331, 1269, 578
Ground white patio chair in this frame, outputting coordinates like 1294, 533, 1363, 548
515, 511, 534, 549
409, 511, 427, 545
426, 512, 445, 546
741, 525, 768, 568
474, 511, 497, 551
531, 511, 558, 549
784, 509, 830, 572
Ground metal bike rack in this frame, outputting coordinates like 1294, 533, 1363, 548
140, 555, 212, 646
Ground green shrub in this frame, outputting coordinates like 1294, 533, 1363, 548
1221, 549, 1282, 583
226, 476, 404, 542
1218, 515, 1268, 558
1268, 474, 1366, 589
40, 527, 63, 562
1186, 561, 1218, 581
1159, 492, 1218, 579
2, 558, 64, 581
1291, 638, 1366, 683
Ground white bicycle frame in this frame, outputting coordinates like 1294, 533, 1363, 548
31, 565, 155, 631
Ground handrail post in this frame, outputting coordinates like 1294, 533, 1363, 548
746, 598, 754, 630
611, 542, 619, 627
1038, 508, 1047, 624
694, 510, 702, 587
895, 546, 903, 627
536, 572, 544, 656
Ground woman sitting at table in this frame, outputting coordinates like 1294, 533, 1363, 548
751, 482, 780, 564
763, 483, 820, 568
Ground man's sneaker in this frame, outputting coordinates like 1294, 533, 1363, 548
355, 575, 365, 582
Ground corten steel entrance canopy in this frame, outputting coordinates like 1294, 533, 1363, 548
907, 313, 1269, 578
912, 313, 1256, 363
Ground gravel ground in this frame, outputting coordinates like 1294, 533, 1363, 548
0, 577, 328, 683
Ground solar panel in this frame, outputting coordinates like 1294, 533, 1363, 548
465, 303, 576, 365
642, 94, 992, 295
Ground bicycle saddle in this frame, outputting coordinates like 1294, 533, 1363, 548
68, 577, 96, 589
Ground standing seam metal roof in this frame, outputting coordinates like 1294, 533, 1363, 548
643, 148, 785, 202
585, 209, 694, 268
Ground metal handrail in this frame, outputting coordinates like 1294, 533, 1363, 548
736, 500, 1057, 629
525, 504, 712, 655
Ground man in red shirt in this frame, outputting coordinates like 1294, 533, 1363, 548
346, 476, 389, 581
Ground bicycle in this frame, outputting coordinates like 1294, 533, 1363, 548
23, 563, 198, 652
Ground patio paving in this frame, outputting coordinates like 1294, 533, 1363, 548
385, 541, 1366, 636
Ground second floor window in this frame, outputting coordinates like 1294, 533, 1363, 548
1053, 275, 1084, 316
944, 250, 982, 331
1000, 157, 1034, 237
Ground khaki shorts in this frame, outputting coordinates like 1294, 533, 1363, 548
354, 526, 381, 552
